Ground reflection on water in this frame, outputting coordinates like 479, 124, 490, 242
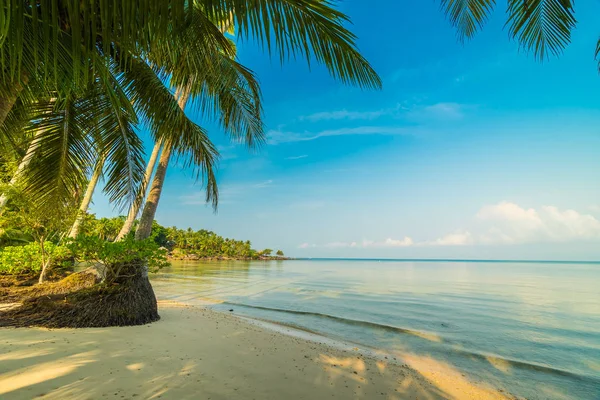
151, 259, 600, 400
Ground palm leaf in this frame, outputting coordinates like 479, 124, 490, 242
0, 0, 192, 88
506, 0, 576, 60
440, 0, 496, 41
201, 0, 382, 89
596, 38, 600, 73
20, 96, 94, 209
92, 63, 145, 210
168, 54, 264, 149
119, 57, 220, 209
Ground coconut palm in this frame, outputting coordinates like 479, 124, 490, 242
439, 0, 589, 64
131, 0, 384, 240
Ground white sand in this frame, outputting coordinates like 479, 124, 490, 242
0, 302, 513, 399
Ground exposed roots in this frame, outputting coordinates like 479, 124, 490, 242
0, 269, 159, 328
0, 270, 98, 303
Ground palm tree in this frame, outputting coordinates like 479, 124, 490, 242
133, 1, 384, 240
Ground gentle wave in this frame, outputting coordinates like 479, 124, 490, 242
221, 300, 438, 338
219, 300, 600, 385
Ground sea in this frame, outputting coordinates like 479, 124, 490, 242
151, 259, 600, 400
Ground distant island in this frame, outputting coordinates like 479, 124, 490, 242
79, 215, 290, 261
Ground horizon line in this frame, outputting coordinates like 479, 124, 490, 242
291, 257, 600, 265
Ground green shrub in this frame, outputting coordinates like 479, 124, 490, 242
67, 236, 170, 283
0, 242, 72, 274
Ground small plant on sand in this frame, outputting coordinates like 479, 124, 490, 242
68, 236, 170, 284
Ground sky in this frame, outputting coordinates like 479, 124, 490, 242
93, 1, 600, 260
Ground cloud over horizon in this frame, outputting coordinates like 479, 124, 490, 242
298, 202, 600, 250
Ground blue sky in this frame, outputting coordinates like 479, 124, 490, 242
93, 1, 600, 260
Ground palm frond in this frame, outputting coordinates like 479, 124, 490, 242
440, 0, 496, 41
0, 0, 192, 87
202, 0, 381, 89
20, 96, 95, 209
169, 54, 264, 149
0, 97, 33, 156
119, 57, 220, 209
174, 121, 220, 211
506, 0, 576, 60
92, 62, 146, 210
596, 38, 600, 73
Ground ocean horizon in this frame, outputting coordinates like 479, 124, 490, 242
295, 257, 600, 264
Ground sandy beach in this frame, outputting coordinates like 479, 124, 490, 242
0, 301, 513, 400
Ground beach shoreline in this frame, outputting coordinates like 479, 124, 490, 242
0, 300, 516, 400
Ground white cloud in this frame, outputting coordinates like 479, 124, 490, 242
253, 180, 273, 188
476, 202, 600, 244
304, 237, 415, 250
588, 205, 600, 214
407, 102, 465, 121
300, 105, 405, 122
378, 237, 415, 247
430, 231, 473, 246
285, 155, 308, 160
324, 241, 354, 248
267, 125, 419, 144
298, 202, 600, 251
361, 237, 414, 248
269, 102, 469, 144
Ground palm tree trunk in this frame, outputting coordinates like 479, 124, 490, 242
0, 75, 27, 128
134, 143, 173, 242
68, 158, 105, 239
115, 141, 162, 241
135, 89, 191, 243
0, 129, 44, 211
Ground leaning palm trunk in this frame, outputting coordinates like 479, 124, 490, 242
0, 76, 27, 128
67, 157, 105, 239
0, 93, 18, 128
135, 90, 191, 242
114, 141, 162, 241
0, 128, 44, 211
134, 143, 173, 243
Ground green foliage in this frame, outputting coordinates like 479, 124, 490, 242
165, 226, 255, 258
78, 215, 125, 241
67, 236, 169, 283
276, 250, 284, 257
0, 242, 71, 274
0, 183, 76, 243
440, 0, 578, 62
260, 249, 273, 257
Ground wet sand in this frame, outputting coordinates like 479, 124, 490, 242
0, 302, 513, 399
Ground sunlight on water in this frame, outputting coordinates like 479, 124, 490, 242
151, 259, 600, 400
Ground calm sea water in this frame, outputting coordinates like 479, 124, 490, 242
151, 259, 600, 400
